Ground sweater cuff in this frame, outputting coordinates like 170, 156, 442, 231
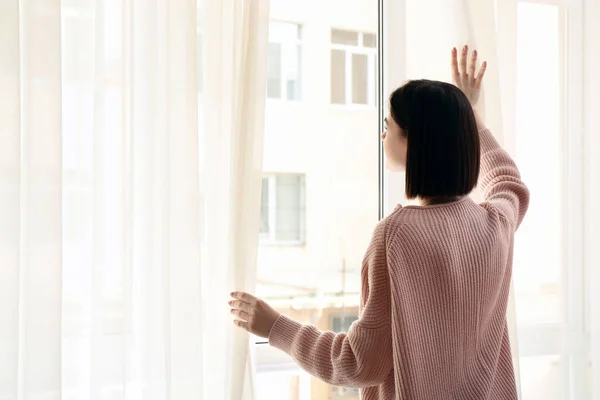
479, 128, 501, 153
268, 314, 303, 354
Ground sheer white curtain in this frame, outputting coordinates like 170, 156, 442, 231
584, 0, 600, 398
0, 0, 269, 399
200, 0, 270, 398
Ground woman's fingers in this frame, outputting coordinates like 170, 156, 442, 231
233, 320, 249, 331
475, 61, 487, 88
229, 300, 250, 311
228, 292, 281, 338
469, 50, 477, 81
231, 291, 256, 303
453, 44, 486, 85
460, 45, 468, 77
230, 308, 249, 321
451, 48, 460, 83
451, 44, 486, 108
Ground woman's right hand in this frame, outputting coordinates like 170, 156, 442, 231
451, 45, 487, 109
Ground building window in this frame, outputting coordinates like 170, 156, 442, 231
260, 173, 305, 243
330, 313, 360, 398
331, 386, 360, 400
331, 313, 359, 333
330, 29, 377, 106
267, 21, 302, 100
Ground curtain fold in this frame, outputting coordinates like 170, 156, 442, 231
0, 1, 63, 398
200, 0, 270, 398
0, 1, 22, 398
22, 0, 63, 395
583, 0, 600, 398
0, 0, 270, 399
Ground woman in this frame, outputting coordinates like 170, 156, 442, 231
229, 45, 529, 399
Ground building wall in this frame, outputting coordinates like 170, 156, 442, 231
256, 1, 380, 398
258, 0, 381, 299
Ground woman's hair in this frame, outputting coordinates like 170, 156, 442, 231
389, 79, 480, 200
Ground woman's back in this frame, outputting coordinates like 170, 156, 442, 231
358, 128, 529, 399
382, 198, 519, 399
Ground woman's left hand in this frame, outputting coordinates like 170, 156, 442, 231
229, 292, 281, 338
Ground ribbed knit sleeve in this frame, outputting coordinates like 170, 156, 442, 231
479, 129, 530, 228
268, 220, 393, 387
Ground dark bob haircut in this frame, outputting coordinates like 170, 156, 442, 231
389, 79, 480, 200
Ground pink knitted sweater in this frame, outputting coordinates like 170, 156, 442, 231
268, 129, 530, 399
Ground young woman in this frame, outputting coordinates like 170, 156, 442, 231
229, 45, 529, 399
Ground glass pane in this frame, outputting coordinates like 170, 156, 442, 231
275, 174, 303, 242
351, 53, 368, 104
331, 29, 359, 46
255, 373, 310, 400
519, 356, 563, 400
283, 43, 301, 101
269, 21, 302, 101
331, 314, 358, 333
330, 49, 346, 104
331, 386, 360, 400
514, 3, 561, 325
260, 178, 270, 234
515, 4, 564, 397
258, 1, 379, 397
267, 42, 282, 98
363, 33, 376, 48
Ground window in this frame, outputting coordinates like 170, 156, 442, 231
513, 3, 568, 399
330, 29, 377, 106
331, 386, 360, 400
267, 21, 302, 100
260, 174, 305, 244
255, 1, 380, 398
331, 314, 359, 333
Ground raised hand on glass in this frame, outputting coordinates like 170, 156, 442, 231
451, 45, 487, 109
